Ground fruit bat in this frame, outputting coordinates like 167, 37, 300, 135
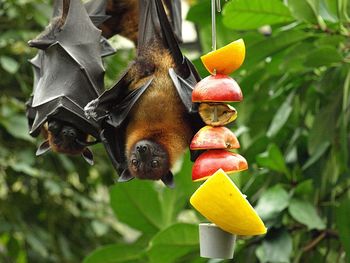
85, 0, 203, 187
100, 0, 183, 43
26, 0, 115, 164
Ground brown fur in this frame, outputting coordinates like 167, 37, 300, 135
46, 128, 87, 155
125, 43, 193, 167
101, 0, 174, 44
102, 0, 139, 42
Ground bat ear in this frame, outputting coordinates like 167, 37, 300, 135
118, 169, 135, 182
82, 148, 94, 165
161, 171, 175, 188
36, 140, 51, 156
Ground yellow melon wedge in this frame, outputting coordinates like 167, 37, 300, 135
190, 169, 267, 236
201, 39, 245, 75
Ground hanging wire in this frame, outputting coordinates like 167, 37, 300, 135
211, 0, 217, 51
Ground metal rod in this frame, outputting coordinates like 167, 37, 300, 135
213, 105, 218, 122
217, 0, 221, 12
211, 0, 216, 51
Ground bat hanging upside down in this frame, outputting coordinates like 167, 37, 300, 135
26, 0, 115, 164
85, 0, 203, 187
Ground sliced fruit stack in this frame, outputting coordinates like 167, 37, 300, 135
191, 38, 248, 182
190, 39, 267, 237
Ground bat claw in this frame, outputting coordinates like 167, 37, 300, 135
84, 99, 99, 120
82, 148, 94, 165
36, 140, 51, 156
161, 171, 175, 188
118, 169, 135, 182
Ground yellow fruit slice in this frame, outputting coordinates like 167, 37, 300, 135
201, 39, 245, 75
190, 169, 267, 236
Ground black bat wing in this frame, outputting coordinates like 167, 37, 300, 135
84, 0, 116, 57
163, 0, 183, 43
84, 67, 154, 172
26, 51, 44, 135
138, 0, 201, 112
28, 0, 109, 139
84, 0, 110, 26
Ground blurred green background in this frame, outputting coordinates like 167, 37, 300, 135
0, 0, 350, 262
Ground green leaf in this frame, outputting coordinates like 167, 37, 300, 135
294, 180, 314, 199
308, 95, 340, 155
222, 0, 294, 30
256, 229, 292, 263
0, 114, 33, 142
267, 94, 294, 137
302, 141, 330, 170
159, 153, 199, 227
320, 0, 339, 22
304, 46, 343, 67
83, 244, 144, 263
186, 0, 211, 25
0, 56, 20, 74
26, 234, 48, 258
255, 185, 290, 221
289, 198, 326, 230
315, 35, 345, 47
339, 0, 350, 22
148, 224, 199, 263
336, 198, 350, 263
286, 0, 318, 23
244, 30, 313, 69
109, 181, 162, 236
256, 144, 289, 175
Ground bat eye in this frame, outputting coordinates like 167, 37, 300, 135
131, 159, 139, 167
151, 160, 159, 168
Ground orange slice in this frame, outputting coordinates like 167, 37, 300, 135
201, 39, 245, 75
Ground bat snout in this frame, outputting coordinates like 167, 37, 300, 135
136, 144, 148, 153
61, 126, 77, 140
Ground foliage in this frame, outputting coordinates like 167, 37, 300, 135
0, 1, 131, 262
0, 0, 350, 262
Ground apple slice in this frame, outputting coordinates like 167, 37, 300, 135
199, 103, 237, 126
190, 169, 267, 236
192, 150, 248, 182
192, 74, 243, 103
190, 126, 240, 150
201, 39, 245, 75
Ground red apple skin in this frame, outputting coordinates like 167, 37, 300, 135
192, 150, 248, 181
190, 126, 240, 150
192, 74, 243, 102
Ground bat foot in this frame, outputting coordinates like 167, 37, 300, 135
118, 169, 135, 182
84, 99, 99, 120
82, 148, 94, 165
161, 171, 175, 188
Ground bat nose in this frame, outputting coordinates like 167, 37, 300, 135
136, 145, 148, 153
62, 128, 77, 138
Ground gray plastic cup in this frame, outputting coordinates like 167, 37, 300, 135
199, 223, 236, 259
